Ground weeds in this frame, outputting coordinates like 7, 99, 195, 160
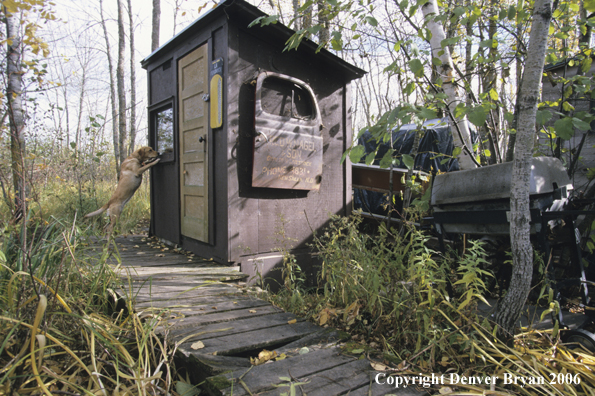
0, 214, 178, 395
270, 212, 595, 394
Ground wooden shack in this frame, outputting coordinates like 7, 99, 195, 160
141, 0, 365, 286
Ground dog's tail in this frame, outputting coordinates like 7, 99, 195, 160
85, 204, 108, 218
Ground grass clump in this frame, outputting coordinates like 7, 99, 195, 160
0, 215, 181, 395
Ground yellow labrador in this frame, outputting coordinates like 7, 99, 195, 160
86, 146, 160, 234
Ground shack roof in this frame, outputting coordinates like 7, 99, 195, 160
140, 0, 366, 81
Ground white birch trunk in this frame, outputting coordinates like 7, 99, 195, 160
116, 0, 128, 171
421, 0, 476, 170
100, 0, 120, 175
494, 0, 552, 336
6, 10, 27, 220
151, 0, 161, 52
127, 0, 137, 155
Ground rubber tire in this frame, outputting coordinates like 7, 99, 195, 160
561, 329, 595, 352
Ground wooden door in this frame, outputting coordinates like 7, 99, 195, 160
178, 44, 209, 242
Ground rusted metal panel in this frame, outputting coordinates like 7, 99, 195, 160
352, 163, 429, 193
251, 72, 323, 190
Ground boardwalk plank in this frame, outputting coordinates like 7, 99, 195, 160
207, 347, 355, 396
123, 285, 241, 300
155, 306, 283, 334
133, 293, 254, 309
257, 358, 371, 396
168, 312, 301, 343
187, 354, 251, 377
179, 320, 320, 357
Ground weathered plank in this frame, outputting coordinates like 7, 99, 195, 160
178, 320, 320, 357
206, 347, 356, 396
124, 276, 245, 288
121, 284, 241, 300
257, 358, 371, 396
132, 292, 241, 305
168, 312, 301, 343
187, 353, 251, 377
116, 267, 240, 276
135, 293, 265, 309
158, 305, 283, 330
274, 328, 349, 356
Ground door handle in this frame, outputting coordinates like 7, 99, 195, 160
199, 136, 205, 143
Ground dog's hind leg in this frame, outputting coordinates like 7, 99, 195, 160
106, 205, 123, 237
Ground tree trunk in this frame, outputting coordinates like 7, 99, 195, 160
292, 0, 300, 30
579, 1, 592, 48
151, 0, 160, 52
421, 0, 476, 170
484, 0, 499, 164
494, 0, 552, 338
74, 65, 87, 162
464, 0, 473, 107
117, 0, 128, 173
505, 6, 525, 162
100, 0, 120, 175
317, 0, 329, 45
6, 9, 27, 222
127, 0, 137, 155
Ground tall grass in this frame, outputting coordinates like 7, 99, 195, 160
0, 172, 187, 394
269, 213, 595, 395
0, 216, 186, 395
0, 177, 152, 236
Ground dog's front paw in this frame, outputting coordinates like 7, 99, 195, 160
144, 157, 160, 166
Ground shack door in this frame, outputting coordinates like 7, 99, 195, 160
178, 44, 209, 242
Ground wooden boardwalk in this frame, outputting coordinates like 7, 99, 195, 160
90, 235, 426, 396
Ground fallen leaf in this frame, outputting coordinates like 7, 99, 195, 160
212, 306, 217, 309
319, 311, 328, 326
276, 353, 287, 361
249, 310, 257, 313
156, 254, 165, 257
136, 252, 145, 255
191, 341, 205, 350
251, 349, 278, 365
299, 347, 309, 355
370, 362, 387, 371
134, 245, 140, 248
233, 301, 238, 304
288, 319, 297, 324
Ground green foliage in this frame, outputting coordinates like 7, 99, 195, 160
273, 213, 495, 371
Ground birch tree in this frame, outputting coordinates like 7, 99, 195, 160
420, 0, 476, 170
99, 0, 120, 175
127, 0, 137, 154
151, 0, 160, 52
494, 0, 553, 337
116, 0, 127, 172
6, 7, 26, 222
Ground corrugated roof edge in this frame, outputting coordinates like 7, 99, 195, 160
140, 0, 366, 81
